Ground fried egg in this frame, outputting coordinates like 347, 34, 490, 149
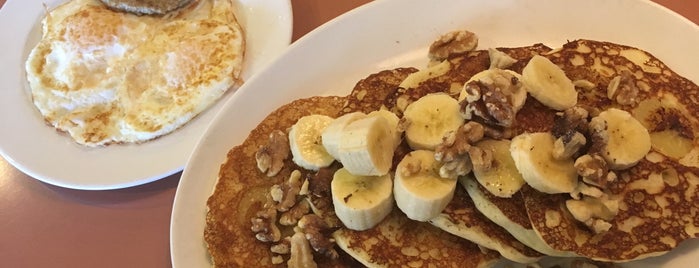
25, 0, 245, 146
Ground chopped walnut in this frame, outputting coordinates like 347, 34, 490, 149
287, 229, 318, 268
607, 70, 639, 106
570, 182, 604, 200
460, 70, 524, 127
585, 218, 613, 234
428, 30, 478, 61
279, 199, 311, 226
251, 207, 281, 243
574, 154, 610, 188
255, 130, 290, 177
271, 239, 291, 254
573, 79, 596, 90
277, 170, 303, 212
435, 122, 484, 162
552, 131, 587, 160
307, 168, 341, 228
566, 197, 615, 234
468, 146, 494, 173
298, 214, 339, 259
551, 106, 590, 139
271, 255, 284, 265
439, 156, 472, 179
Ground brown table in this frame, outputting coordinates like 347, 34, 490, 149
1, 0, 697, 267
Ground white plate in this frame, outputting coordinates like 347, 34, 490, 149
0, 0, 292, 190
171, 0, 699, 266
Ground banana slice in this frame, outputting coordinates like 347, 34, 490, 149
459, 68, 528, 113
398, 60, 451, 89
403, 93, 464, 150
331, 168, 394, 231
321, 112, 367, 160
472, 139, 526, 198
367, 109, 402, 149
289, 114, 335, 170
394, 150, 457, 221
337, 116, 396, 176
591, 108, 651, 170
510, 132, 578, 194
521, 55, 577, 111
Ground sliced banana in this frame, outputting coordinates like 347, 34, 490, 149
331, 168, 394, 231
367, 109, 402, 149
510, 132, 578, 194
398, 60, 451, 89
289, 114, 335, 170
472, 139, 526, 198
403, 93, 464, 150
521, 55, 577, 110
459, 68, 528, 113
394, 150, 457, 221
590, 108, 651, 170
322, 112, 367, 160
337, 116, 396, 176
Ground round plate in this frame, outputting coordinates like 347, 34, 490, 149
0, 0, 292, 190
171, 0, 699, 266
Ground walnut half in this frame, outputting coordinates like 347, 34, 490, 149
428, 30, 478, 61
255, 130, 290, 177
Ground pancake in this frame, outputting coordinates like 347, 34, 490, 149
205, 69, 500, 267
26, 0, 244, 146
205, 30, 698, 265
205, 96, 353, 267
430, 185, 543, 263
497, 39, 699, 262
334, 209, 501, 268
461, 176, 577, 257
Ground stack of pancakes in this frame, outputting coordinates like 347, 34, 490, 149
205, 38, 698, 267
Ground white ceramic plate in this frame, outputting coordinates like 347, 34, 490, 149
0, 0, 292, 190
170, 0, 699, 266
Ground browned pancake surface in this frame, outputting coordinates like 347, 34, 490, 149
517, 40, 699, 261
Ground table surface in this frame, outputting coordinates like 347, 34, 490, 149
1, 0, 697, 267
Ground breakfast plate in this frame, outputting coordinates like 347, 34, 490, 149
0, 0, 292, 190
170, 0, 699, 266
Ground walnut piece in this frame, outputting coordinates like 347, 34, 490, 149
551, 106, 590, 139
277, 170, 303, 212
287, 229, 318, 268
251, 207, 281, 243
553, 131, 587, 160
298, 214, 339, 259
279, 199, 311, 226
468, 146, 494, 173
607, 70, 639, 106
255, 130, 290, 177
435, 122, 484, 178
435, 122, 484, 162
460, 70, 524, 127
439, 156, 472, 179
574, 154, 611, 188
428, 30, 478, 61
565, 197, 616, 234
